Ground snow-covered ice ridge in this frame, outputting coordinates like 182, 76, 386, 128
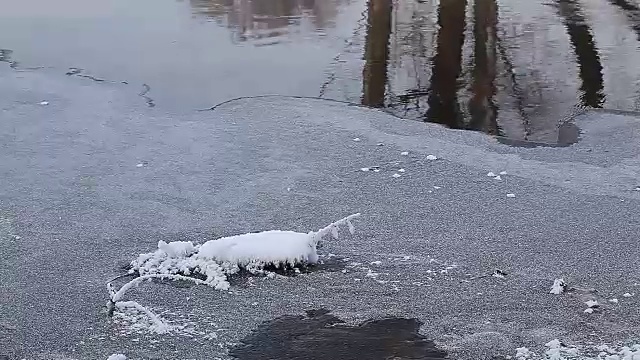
126, 213, 360, 291
106, 214, 360, 334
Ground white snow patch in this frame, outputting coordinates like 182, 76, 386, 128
353, 138, 361, 142
507, 193, 516, 198
39, 101, 49, 105
500, 171, 508, 175
373, 169, 380, 172
433, 186, 441, 189
136, 163, 144, 168
609, 298, 619, 304
550, 279, 566, 294
392, 173, 401, 178
584, 308, 594, 314
487, 172, 496, 177
370, 261, 382, 266
360, 167, 370, 172
107, 355, 126, 360
623, 293, 633, 297
494, 175, 502, 180
400, 151, 409, 156
398, 169, 405, 173
426, 155, 438, 160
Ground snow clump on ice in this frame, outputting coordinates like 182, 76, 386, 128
107, 355, 126, 360
550, 279, 566, 294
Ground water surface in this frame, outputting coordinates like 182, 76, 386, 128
2, 0, 640, 142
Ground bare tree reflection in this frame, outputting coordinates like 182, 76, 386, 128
362, 0, 392, 107
425, 0, 467, 128
468, 0, 500, 135
189, 0, 343, 43
555, 0, 605, 108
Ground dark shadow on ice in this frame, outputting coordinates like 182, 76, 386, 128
230, 309, 447, 360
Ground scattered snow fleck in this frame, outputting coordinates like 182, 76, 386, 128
400, 151, 409, 156
370, 261, 382, 266
609, 298, 619, 304
550, 279, 566, 294
398, 169, 406, 173
341, 269, 347, 274
506, 193, 516, 198
500, 171, 507, 175
136, 163, 144, 168
623, 293, 633, 297
287, 187, 291, 191
107, 355, 126, 360
360, 167, 370, 172
39, 101, 49, 106
487, 172, 496, 177
433, 186, 441, 189
584, 308, 594, 314
377, 143, 384, 146
426, 155, 438, 160
373, 169, 380, 172
493, 269, 507, 278
353, 138, 361, 142
392, 173, 401, 178
494, 175, 502, 180
515, 347, 533, 359
365, 269, 379, 278
585, 300, 599, 308
634, 187, 640, 191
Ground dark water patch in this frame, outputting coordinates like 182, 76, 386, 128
230, 309, 447, 360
